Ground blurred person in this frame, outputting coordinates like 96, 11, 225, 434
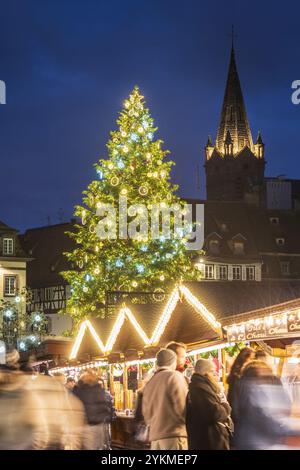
166, 341, 187, 374
73, 370, 114, 450
142, 348, 188, 450
227, 347, 254, 419
186, 359, 232, 450
25, 369, 85, 449
234, 360, 291, 450
66, 376, 76, 391
0, 349, 42, 450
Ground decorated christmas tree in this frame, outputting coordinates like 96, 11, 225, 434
63, 87, 197, 322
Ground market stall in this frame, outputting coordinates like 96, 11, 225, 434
50, 284, 225, 448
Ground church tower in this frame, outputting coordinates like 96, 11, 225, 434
205, 45, 265, 202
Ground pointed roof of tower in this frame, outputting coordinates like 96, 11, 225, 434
216, 46, 253, 154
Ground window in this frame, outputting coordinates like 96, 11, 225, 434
276, 238, 285, 246
270, 217, 279, 225
233, 241, 244, 255
246, 266, 255, 281
3, 238, 14, 255
209, 240, 220, 255
205, 264, 214, 279
4, 276, 17, 296
232, 265, 242, 280
219, 265, 228, 280
280, 262, 290, 276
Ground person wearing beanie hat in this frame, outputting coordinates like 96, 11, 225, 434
142, 348, 188, 450
156, 348, 177, 369
186, 359, 231, 450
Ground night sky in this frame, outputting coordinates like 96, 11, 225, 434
1, 0, 300, 231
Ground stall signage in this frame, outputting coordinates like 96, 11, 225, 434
288, 312, 300, 333
244, 319, 266, 340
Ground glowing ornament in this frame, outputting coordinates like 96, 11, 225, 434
121, 130, 127, 137
160, 170, 166, 178
147, 172, 152, 177
138, 126, 144, 134
116, 159, 125, 169
153, 172, 158, 178
108, 163, 114, 170
95, 245, 99, 252
83, 286, 88, 293
121, 188, 128, 195
136, 264, 145, 273
85, 274, 91, 282
4, 309, 13, 319
130, 133, 139, 142
142, 119, 149, 129
132, 281, 138, 288
140, 245, 148, 252
153, 288, 165, 302
123, 145, 129, 153
116, 259, 124, 268
124, 100, 130, 108
128, 206, 136, 217
139, 186, 148, 196
160, 275, 165, 281
89, 224, 96, 234
146, 153, 152, 160
94, 267, 100, 275
15, 296, 21, 303
110, 176, 119, 186
34, 314, 41, 322
19, 341, 26, 351
157, 160, 162, 166
166, 253, 172, 259
147, 133, 153, 140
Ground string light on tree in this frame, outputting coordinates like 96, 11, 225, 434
62, 86, 197, 322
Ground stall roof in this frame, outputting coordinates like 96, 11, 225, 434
70, 285, 223, 361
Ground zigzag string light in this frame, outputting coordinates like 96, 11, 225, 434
69, 319, 106, 359
179, 285, 221, 332
150, 287, 180, 345
69, 285, 222, 359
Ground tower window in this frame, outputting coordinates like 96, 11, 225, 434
276, 238, 285, 246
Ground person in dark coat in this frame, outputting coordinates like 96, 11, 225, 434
73, 370, 114, 449
186, 359, 232, 450
234, 360, 291, 450
227, 347, 254, 420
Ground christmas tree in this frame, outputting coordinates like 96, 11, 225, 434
63, 87, 197, 322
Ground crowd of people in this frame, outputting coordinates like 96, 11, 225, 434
0, 349, 115, 450
0, 342, 300, 450
137, 342, 300, 450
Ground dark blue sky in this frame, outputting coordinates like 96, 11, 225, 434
1, 0, 300, 231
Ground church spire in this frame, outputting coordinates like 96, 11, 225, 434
216, 44, 253, 154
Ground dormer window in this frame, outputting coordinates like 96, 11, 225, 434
3, 238, 14, 256
276, 238, 285, 246
209, 239, 220, 255
233, 241, 244, 255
